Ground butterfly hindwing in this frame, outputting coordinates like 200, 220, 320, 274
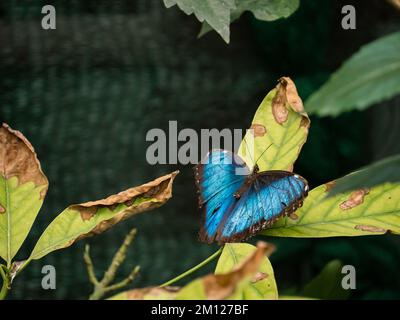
216, 171, 308, 243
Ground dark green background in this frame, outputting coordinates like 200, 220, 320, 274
1, 0, 399, 299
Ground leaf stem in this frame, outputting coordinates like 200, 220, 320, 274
0, 265, 10, 300
160, 246, 223, 287
84, 227, 140, 300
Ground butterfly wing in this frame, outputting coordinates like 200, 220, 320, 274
194, 150, 250, 243
215, 171, 308, 243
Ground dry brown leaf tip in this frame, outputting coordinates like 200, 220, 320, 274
0, 123, 48, 198
272, 82, 289, 124
279, 77, 304, 113
70, 171, 179, 237
202, 241, 268, 300
272, 77, 308, 125
76, 170, 179, 209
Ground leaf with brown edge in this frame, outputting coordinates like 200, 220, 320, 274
108, 286, 180, 300
214, 243, 278, 299
176, 242, 269, 300
238, 77, 310, 172
0, 123, 48, 264
28, 171, 179, 260
261, 177, 400, 238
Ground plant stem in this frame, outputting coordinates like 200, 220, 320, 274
84, 227, 140, 300
160, 246, 223, 287
100, 228, 137, 287
0, 265, 10, 300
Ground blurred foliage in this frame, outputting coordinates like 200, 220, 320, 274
301, 260, 350, 299
306, 31, 400, 116
328, 154, 400, 196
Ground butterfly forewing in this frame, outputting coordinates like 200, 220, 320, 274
195, 150, 249, 242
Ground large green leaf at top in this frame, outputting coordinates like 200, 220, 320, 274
301, 260, 350, 300
28, 171, 179, 261
176, 242, 269, 300
198, 0, 300, 42
215, 243, 278, 299
163, 0, 236, 43
261, 179, 400, 237
0, 124, 48, 265
306, 31, 400, 117
164, 0, 299, 43
328, 154, 400, 196
238, 77, 310, 172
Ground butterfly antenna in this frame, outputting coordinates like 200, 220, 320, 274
242, 135, 255, 166
255, 143, 273, 165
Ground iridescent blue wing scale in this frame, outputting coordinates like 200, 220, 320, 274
215, 171, 308, 243
194, 150, 250, 243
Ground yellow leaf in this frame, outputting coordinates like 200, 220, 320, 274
0, 123, 48, 264
238, 77, 309, 172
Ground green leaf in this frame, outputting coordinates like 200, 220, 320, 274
163, 0, 236, 43
238, 77, 310, 172
108, 286, 179, 300
261, 179, 400, 237
301, 260, 350, 300
237, 0, 299, 21
328, 154, 400, 196
215, 243, 278, 299
28, 171, 179, 261
306, 31, 400, 116
165, 0, 299, 43
176, 242, 269, 300
0, 124, 48, 265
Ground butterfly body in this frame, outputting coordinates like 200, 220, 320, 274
194, 150, 308, 244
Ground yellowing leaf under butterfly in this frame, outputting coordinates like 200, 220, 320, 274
214, 243, 278, 300
262, 179, 400, 237
176, 242, 270, 300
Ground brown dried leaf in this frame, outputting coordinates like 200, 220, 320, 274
75, 170, 180, 238
280, 77, 305, 113
272, 77, 307, 125
272, 82, 289, 124
109, 286, 180, 300
0, 123, 48, 194
177, 242, 268, 300
203, 242, 268, 299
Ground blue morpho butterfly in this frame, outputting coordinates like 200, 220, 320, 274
194, 147, 309, 244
